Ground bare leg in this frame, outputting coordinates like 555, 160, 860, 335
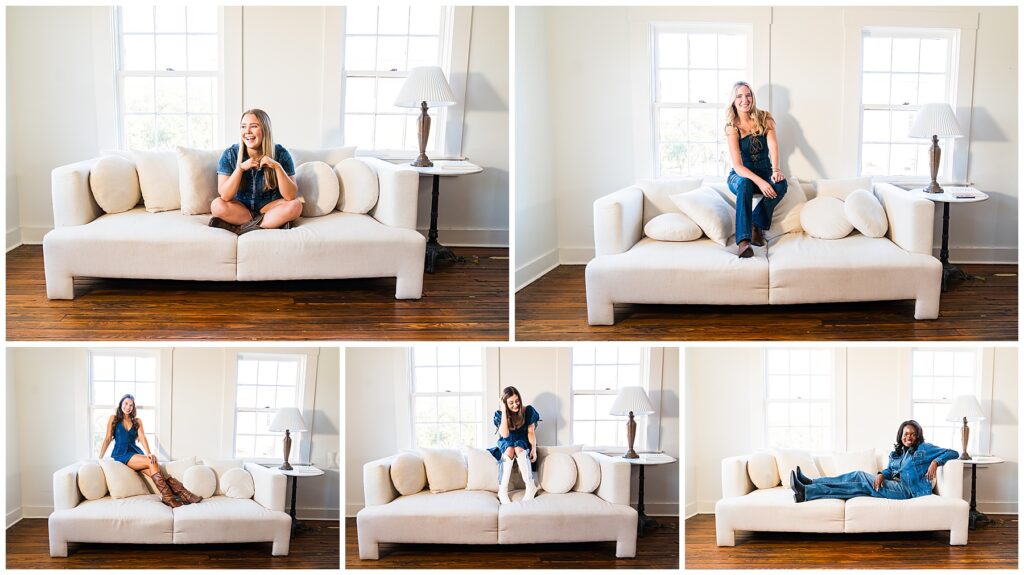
260, 198, 303, 229
212, 198, 253, 225
125, 454, 159, 477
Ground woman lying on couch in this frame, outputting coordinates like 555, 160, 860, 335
790, 419, 959, 502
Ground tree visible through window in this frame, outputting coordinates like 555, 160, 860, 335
411, 347, 484, 448
90, 350, 160, 458
764, 349, 834, 451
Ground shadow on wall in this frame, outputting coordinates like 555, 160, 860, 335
969, 106, 1010, 143
533, 391, 562, 447
464, 71, 508, 111
762, 84, 827, 180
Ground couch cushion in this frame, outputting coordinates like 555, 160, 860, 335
235, 211, 425, 281
90, 155, 141, 214
845, 494, 968, 533
747, 451, 781, 489
773, 448, 821, 489
132, 149, 180, 212
171, 495, 291, 544
767, 232, 942, 305
335, 158, 380, 214
183, 465, 217, 499
419, 448, 468, 493
815, 176, 872, 201
801, 196, 853, 240
49, 495, 173, 544
98, 460, 150, 498
221, 468, 255, 499
42, 208, 236, 281
644, 212, 702, 242
819, 449, 878, 478
288, 146, 356, 166
671, 186, 735, 246
715, 487, 845, 533
498, 491, 637, 544
356, 489, 499, 545
176, 146, 221, 215
295, 161, 340, 217
572, 452, 601, 493
207, 459, 243, 496
77, 462, 108, 500
636, 177, 703, 226
390, 452, 428, 496
463, 447, 498, 492
845, 188, 888, 238
539, 453, 577, 494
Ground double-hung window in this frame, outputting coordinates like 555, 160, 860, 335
764, 349, 834, 451
910, 348, 979, 451
570, 347, 647, 449
411, 347, 485, 448
233, 353, 305, 459
115, 6, 221, 150
90, 349, 161, 458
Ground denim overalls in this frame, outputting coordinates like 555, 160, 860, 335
727, 132, 788, 244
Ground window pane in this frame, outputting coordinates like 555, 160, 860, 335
255, 436, 277, 459
237, 411, 257, 434
376, 36, 408, 72
346, 36, 377, 71
376, 77, 406, 114
619, 364, 641, 387
409, 6, 441, 35
790, 350, 810, 374
689, 143, 718, 176
862, 110, 889, 142
809, 351, 830, 375
595, 365, 617, 390
913, 377, 932, 398
124, 77, 155, 113
156, 115, 186, 149
767, 351, 788, 374
659, 108, 687, 142
660, 143, 686, 175
890, 110, 915, 143
863, 36, 891, 72
460, 347, 481, 366
346, 5, 377, 34
345, 114, 374, 148
935, 352, 954, 375
689, 108, 717, 142
187, 5, 218, 34
155, 35, 187, 71
115, 380, 134, 403
460, 366, 482, 392
460, 396, 479, 424
115, 356, 135, 381
94, 355, 115, 380
574, 421, 595, 446
345, 78, 376, 113
953, 351, 975, 376
688, 34, 717, 68
861, 143, 888, 175
934, 377, 953, 401
917, 74, 947, 104
889, 74, 918, 106
718, 33, 746, 69
413, 347, 436, 366
437, 347, 460, 366
889, 144, 918, 176
767, 375, 788, 399
658, 32, 687, 68
791, 375, 810, 399
256, 386, 276, 409
437, 366, 458, 392
414, 367, 437, 393
596, 421, 619, 447
135, 381, 155, 406
236, 435, 255, 458
919, 39, 948, 73
914, 351, 934, 376
574, 394, 595, 421
155, 6, 186, 33
437, 396, 458, 423
810, 402, 829, 426
187, 35, 218, 71
415, 396, 436, 422
766, 402, 787, 426
573, 365, 595, 391
689, 70, 717, 103
953, 377, 974, 397
123, 35, 155, 71
862, 73, 890, 106
574, 347, 595, 365
155, 77, 186, 113
377, 6, 409, 35
595, 394, 616, 419
408, 37, 439, 69
188, 114, 214, 152
276, 386, 295, 409
891, 38, 920, 73
375, 115, 406, 149
277, 361, 298, 387
122, 6, 154, 33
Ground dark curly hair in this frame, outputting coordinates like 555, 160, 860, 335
890, 419, 924, 457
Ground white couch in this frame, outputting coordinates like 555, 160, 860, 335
43, 153, 425, 300
357, 448, 638, 559
586, 178, 941, 324
48, 461, 291, 557
714, 451, 968, 546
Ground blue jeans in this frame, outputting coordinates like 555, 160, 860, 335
727, 170, 787, 243
804, 471, 914, 501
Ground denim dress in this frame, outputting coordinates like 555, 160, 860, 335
110, 422, 144, 465
488, 405, 540, 461
216, 144, 296, 216
727, 132, 788, 243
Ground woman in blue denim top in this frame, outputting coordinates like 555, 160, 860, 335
725, 81, 788, 258
210, 108, 302, 235
487, 386, 540, 504
790, 420, 959, 503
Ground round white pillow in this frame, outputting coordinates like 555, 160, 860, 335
540, 452, 578, 494
334, 158, 380, 214
571, 452, 601, 493
390, 452, 427, 496
182, 464, 217, 499
643, 212, 703, 242
295, 161, 340, 217
844, 188, 888, 238
90, 155, 141, 214
77, 462, 108, 500
800, 196, 854, 239
220, 468, 255, 499
747, 451, 781, 489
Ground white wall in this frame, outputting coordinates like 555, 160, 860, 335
6, 350, 23, 527
10, 347, 340, 520
685, 346, 1018, 515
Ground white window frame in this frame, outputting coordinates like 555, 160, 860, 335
220, 349, 319, 465
407, 346, 487, 449
840, 8, 979, 185
112, 6, 226, 150
340, 6, 472, 160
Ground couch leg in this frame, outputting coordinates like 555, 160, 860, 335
44, 272, 75, 300
715, 522, 735, 546
914, 288, 940, 319
49, 538, 68, 557
587, 298, 615, 325
272, 534, 290, 556
394, 274, 423, 300
615, 536, 637, 558
358, 535, 380, 560
950, 514, 968, 545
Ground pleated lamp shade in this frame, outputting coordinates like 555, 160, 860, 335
268, 407, 308, 432
609, 387, 655, 416
909, 103, 964, 138
394, 66, 456, 108
945, 395, 985, 422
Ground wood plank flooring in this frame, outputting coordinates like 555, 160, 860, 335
6, 518, 340, 569
516, 264, 1017, 341
6, 245, 508, 341
344, 516, 679, 569
685, 513, 1018, 569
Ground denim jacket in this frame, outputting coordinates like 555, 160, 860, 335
880, 442, 959, 498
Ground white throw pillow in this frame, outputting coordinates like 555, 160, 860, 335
207, 459, 243, 496
390, 452, 427, 496
176, 146, 221, 215
334, 158, 380, 214
832, 448, 878, 475
98, 460, 151, 499
539, 452, 578, 494
815, 176, 873, 201
636, 177, 703, 225
131, 149, 180, 212
183, 465, 217, 499
288, 146, 356, 167
773, 448, 821, 489
163, 456, 197, 483
77, 462, 108, 500
769, 178, 808, 235
643, 212, 703, 242
295, 161, 340, 217
419, 447, 468, 493
844, 188, 888, 238
571, 452, 601, 493
463, 447, 499, 492
90, 155, 140, 214
670, 186, 735, 246
747, 451, 781, 489
800, 196, 854, 240
220, 468, 255, 499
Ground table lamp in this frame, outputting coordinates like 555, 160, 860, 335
945, 395, 985, 460
908, 103, 964, 194
268, 407, 308, 470
394, 66, 456, 167
609, 387, 655, 459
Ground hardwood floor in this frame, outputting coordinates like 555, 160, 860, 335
344, 516, 679, 569
6, 245, 508, 341
685, 513, 1018, 569
516, 264, 1017, 341
6, 518, 340, 569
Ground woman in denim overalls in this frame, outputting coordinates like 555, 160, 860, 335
725, 81, 788, 258
790, 420, 960, 502
488, 386, 540, 504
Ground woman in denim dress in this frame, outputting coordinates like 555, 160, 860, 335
488, 386, 540, 504
211, 108, 302, 234
790, 420, 959, 502
725, 81, 788, 258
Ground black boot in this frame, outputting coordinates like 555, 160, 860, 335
790, 470, 806, 503
795, 465, 813, 486
208, 217, 239, 234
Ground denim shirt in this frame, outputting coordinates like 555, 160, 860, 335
216, 144, 295, 214
880, 442, 959, 497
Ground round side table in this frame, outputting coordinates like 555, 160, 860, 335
279, 465, 324, 534
962, 457, 1004, 528
622, 453, 677, 536
910, 187, 989, 291
407, 160, 483, 273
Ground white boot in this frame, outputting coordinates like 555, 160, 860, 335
518, 450, 538, 501
497, 455, 514, 504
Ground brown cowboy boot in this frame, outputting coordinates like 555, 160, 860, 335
151, 472, 183, 508
166, 476, 203, 504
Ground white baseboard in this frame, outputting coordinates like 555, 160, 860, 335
296, 507, 341, 521
7, 507, 23, 528
18, 225, 49, 245
641, 502, 679, 516
558, 246, 594, 265
515, 248, 559, 291
943, 246, 1017, 265
346, 503, 363, 517
416, 227, 508, 248
684, 501, 699, 519
22, 505, 53, 518
6, 227, 22, 251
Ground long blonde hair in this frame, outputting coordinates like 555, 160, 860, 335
724, 81, 773, 137
237, 108, 277, 191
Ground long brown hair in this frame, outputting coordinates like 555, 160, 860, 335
111, 393, 139, 436
724, 81, 773, 137
238, 108, 278, 191
501, 386, 525, 431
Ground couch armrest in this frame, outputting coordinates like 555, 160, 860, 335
51, 158, 103, 229
53, 462, 85, 511
591, 452, 631, 506
362, 158, 419, 230
245, 462, 287, 512
363, 455, 400, 506
874, 183, 935, 256
935, 458, 964, 498
593, 185, 643, 257
721, 456, 756, 499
